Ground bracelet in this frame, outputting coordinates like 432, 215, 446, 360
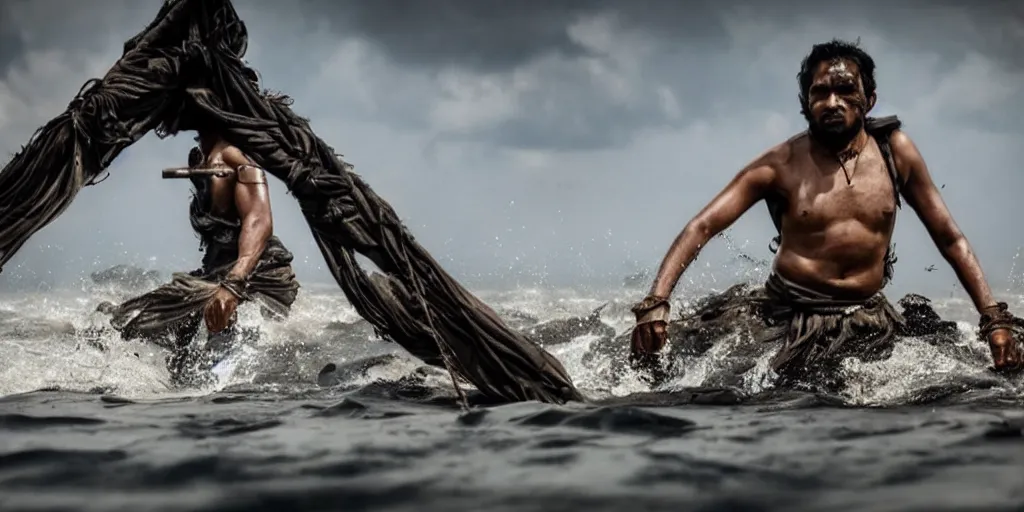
219, 275, 250, 300
978, 302, 1016, 340
236, 164, 268, 185
631, 295, 671, 325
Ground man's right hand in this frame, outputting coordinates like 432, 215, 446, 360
987, 328, 1022, 372
204, 286, 239, 334
979, 303, 1022, 373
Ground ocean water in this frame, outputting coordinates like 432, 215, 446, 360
0, 270, 1022, 512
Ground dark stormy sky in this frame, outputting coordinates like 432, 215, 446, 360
0, 0, 1021, 297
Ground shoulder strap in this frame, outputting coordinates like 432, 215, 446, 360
766, 115, 904, 254
865, 115, 903, 207
864, 115, 903, 286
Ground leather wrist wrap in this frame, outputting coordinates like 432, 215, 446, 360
219, 275, 250, 300
979, 302, 1015, 340
631, 295, 671, 325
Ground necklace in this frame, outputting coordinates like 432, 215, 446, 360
836, 136, 866, 186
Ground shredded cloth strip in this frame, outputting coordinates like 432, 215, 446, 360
0, 0, 581, 404
100, 239, 299, 347
757, 272, 904, 380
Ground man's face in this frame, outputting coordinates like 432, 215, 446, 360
805, 58, 870, 142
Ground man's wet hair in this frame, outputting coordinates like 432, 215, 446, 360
798, 39, 877, 117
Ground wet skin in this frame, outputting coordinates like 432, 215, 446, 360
196, 134, 274, 334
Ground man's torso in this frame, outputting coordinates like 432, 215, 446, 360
770, 132, 903, 299
190, 143, 259, 270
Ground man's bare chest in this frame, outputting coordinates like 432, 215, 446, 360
780, 145, 897, 232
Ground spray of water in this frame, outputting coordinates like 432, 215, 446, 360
0, 233, 1021, 405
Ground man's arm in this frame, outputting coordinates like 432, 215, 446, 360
221, 146, 273, 281
891, 130, 999, 313
647, 154, 778, 299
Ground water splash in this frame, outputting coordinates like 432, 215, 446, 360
0, 263, 1022, 405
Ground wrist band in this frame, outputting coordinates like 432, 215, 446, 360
236, 164, 268, 185
979, 302, 1015, 340
636, 306, 670, 325
631, 295, 671, 325
219, 275, 250, 300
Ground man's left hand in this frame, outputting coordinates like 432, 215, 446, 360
987, 328, 1022, 372
204, 286, 239, 333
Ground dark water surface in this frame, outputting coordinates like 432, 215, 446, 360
1, 280, 1023, 511
1, 388, 1022, 512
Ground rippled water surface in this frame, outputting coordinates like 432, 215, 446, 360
1, 275, 1022, 511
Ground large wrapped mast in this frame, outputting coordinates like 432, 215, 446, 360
0, 0, 582, 404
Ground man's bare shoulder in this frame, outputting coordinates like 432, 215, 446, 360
726, 139, 794, 194
219, 145, 267, 186
218, 145, 251, 168
776, 131, 808, 161
885, 129, 925, 182
748, 133, 803, 174
887, 129, 921, 157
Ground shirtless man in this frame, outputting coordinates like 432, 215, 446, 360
194, 133, 283, 334
630, 40, 1021, 384
100, 129, 300, 384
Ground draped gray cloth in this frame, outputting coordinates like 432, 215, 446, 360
100, 240, 299, 349
669, 272, 905, 389
758, 272, 904, 381
0, 0, 581, 404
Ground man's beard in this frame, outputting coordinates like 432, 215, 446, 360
808, 114, 864, 153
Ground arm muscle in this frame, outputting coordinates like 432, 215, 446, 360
221, 147, 273, 280
648, 153, 778, 298
895, 130, 997, 312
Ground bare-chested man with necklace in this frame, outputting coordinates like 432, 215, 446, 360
630, 40, 1021, 387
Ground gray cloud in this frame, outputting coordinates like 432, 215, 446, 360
0, 0, 1021, 299
281, 0, 1024, 149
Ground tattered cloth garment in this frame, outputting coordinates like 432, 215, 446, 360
100, 175, 299, 351
754, 272, 905, 385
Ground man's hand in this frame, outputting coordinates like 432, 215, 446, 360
204, 286, 239, 333
631, 316, 669, 356
629, 295, 671, 372
631, 320, 668, 356
979, 303, 1022, 373
987, 328, 1022, 372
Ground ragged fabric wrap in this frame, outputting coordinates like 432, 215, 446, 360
0, 0, 581, 404
756, 272, 904, 382
667, 271, 906, 389
100, 173, 299, 348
